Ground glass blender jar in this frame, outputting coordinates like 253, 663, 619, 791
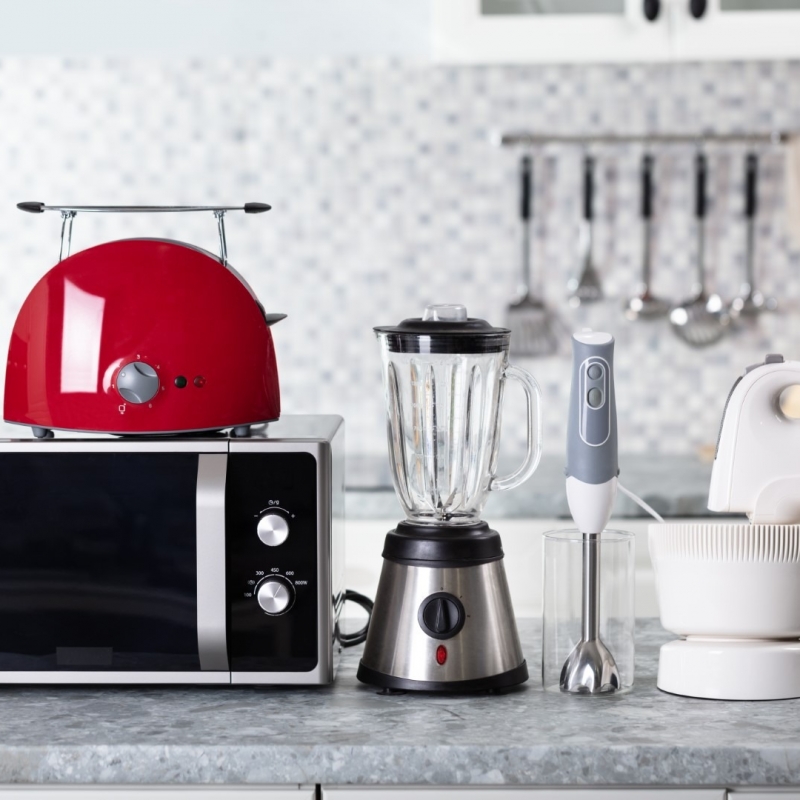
376, 303, 542, 525
358, 304, 544, 692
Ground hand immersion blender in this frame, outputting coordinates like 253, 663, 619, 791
560, 330, 620, 694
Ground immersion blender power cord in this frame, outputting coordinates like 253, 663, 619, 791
617, 482, 664, 523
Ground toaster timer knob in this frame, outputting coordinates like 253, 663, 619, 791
116, 361, 159, 404
256, 576, 295, 615
257, 513, 290, 546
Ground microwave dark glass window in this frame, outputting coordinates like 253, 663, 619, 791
0, 453, 200, 671
226, 452, 319, 672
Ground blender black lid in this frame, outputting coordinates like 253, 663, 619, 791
374, 304, 510, 354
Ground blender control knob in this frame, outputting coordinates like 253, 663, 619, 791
256, 576, 295, 615
117, 362, 159, 404
419, 593, 465, 640
257, 514, 289, 546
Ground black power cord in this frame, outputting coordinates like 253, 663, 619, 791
338, 589, 374, 648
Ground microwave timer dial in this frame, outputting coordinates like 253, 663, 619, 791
256, 512, 290, 547
256, 575, 295, 616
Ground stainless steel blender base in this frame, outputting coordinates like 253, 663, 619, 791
358, 526, 527, 692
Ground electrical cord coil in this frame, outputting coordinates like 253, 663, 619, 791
338, 589, 374, 648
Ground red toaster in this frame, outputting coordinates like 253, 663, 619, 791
4, 202, 284, 438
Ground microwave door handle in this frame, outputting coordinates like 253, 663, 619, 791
196, 454, 229, 672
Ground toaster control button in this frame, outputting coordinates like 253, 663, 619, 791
257, 514, 290, 547
117, 361, 159, 404
256, 576, 295, 615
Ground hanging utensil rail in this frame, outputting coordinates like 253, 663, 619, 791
495, 131, 793, 147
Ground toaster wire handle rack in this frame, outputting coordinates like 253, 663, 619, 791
17, 201, 271, 265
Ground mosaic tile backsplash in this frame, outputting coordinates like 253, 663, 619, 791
0, 58, 799, 460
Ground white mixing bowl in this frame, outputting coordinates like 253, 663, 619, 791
649, 522, 800, 639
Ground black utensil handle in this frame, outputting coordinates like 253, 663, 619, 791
583, 155, 594, 222
520, 155, 532, 222
642, 154, 654, 220
643, 0, 660, 21
745, 152, 758, 218
695, 153, 707, 220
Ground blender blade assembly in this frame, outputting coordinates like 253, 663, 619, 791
357, 304, 543, 692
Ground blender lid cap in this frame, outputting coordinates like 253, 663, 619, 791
374, 304, 510, 353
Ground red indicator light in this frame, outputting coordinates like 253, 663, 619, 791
436, 645, 447, 665
193, 375, 206, 388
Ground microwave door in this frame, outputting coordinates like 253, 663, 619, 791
0, 449, 228, 681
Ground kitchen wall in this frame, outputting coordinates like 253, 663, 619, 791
0, 44, 798, 460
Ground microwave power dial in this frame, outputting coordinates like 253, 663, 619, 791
256, 575, 295, 615
256, 513, 289, 546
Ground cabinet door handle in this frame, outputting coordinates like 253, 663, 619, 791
643, 0, 660, 21
690, 0, 707, 19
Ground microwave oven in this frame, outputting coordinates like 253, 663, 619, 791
0, 415, 344, 684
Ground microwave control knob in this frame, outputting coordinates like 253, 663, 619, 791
257, 513, 289, 546
116, 361, 159, 404
256, 576, 295, 616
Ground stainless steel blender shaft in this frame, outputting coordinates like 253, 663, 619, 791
560, 533, 620, 695
582, 533, 600, 641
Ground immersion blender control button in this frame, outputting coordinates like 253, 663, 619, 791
257, 513, 289, 546
117, 362, 159, 404
256, 576, 295, 615
587, 387, 604, 408
418, 593, 465, 640
587, 364, 603, 380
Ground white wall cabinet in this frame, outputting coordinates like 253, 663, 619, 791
322, 788, 727, 799
433, 0, 800, 63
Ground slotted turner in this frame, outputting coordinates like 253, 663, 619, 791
507, 154, 559, 357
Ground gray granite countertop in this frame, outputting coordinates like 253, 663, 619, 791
1, 619, 800, 787
347, 454, 712, 519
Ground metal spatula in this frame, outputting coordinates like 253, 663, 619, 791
507, 154, 559, 357
568, 155, 604, 307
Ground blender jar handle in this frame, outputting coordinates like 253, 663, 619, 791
489, 363, 543, 492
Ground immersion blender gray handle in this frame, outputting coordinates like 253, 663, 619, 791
566, 331, 618, 486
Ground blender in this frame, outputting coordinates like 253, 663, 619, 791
357, 304, 543, 692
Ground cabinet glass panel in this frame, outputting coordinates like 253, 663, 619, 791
481, 0, 624, 14
721, 0, 800, 9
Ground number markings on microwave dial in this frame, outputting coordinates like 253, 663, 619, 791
246, 568, 308, 599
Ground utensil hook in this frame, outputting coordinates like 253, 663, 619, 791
59, 210, 76, 262
214, 210, 228, 265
